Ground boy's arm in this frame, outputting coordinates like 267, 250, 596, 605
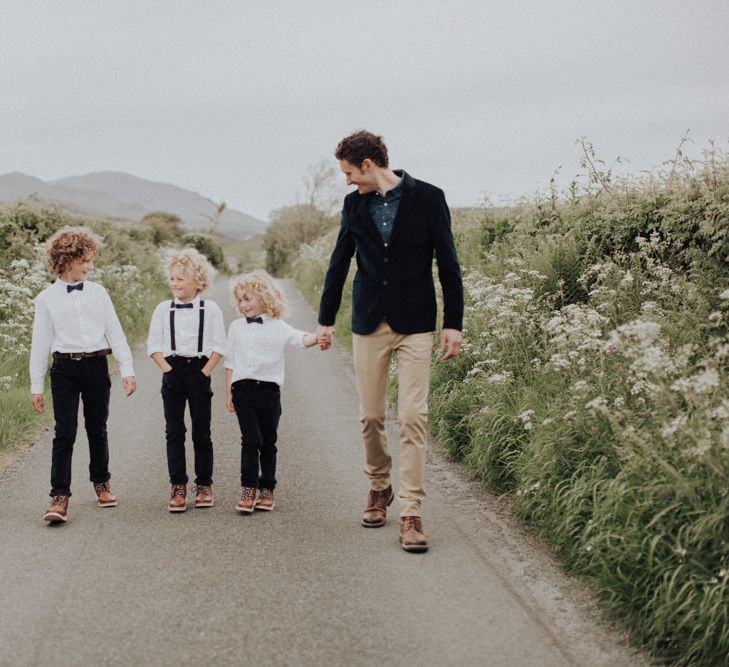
29, 296, 52, 412
225, 367, 235, 412
147, 302, 168, 362
302, 332, 318, 348
207, 303, 227, 362
151, 352, 173, 373
101, 288, 136, 387
202, 352, 222, 376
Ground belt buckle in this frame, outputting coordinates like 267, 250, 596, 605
70, 352, 84, 361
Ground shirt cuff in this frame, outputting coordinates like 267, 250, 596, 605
119, 363, 136, 378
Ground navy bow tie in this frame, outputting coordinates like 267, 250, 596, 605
175, 303, 194, 309
246, 316, 263, 324
67, 283, 83, 293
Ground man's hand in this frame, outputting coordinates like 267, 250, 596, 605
31, 394, 44, 413
226, 395, 235, 413
316, 324, 334, 350
439, 328, 462, 360
122, 376, 137, 396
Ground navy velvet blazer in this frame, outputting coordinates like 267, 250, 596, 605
318, 171, 464, 335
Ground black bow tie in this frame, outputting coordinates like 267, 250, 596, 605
246, 316, 263, 324
175, 303, 194, 309
67, 283, 83, 293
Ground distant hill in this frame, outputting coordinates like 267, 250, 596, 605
0, 171, 267, 239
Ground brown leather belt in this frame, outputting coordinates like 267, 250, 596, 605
53, 348, 111, 360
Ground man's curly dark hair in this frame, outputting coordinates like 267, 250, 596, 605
335, 130, 389, 168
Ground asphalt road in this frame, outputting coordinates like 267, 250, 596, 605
0, 279, 649, 666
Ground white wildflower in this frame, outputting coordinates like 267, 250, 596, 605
710, 400, 729, 421
585, 396, 607, 411
485, 371, 513, 385
692, 369, 721, 395
572, 380, 589, 395
518, 409, 535, 430
660, 415, 688, 439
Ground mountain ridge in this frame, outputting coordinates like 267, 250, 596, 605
0, 171, 266, 239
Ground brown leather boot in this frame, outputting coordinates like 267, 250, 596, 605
399, 516, 430, 553
254, 488, 275, 511
168, 484, 187, 513
44, 495, 69, 523
361, 485, 394, 527
93, 481, 118, 507
236, 487, 257, 513
194, 485, 214, 508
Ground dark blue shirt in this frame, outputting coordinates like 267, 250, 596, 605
368, 170, 405, 246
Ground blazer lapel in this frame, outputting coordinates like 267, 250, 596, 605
351, 194, 382, 245
387, 172, 418, 249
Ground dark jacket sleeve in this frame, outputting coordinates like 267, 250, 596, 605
431, 189, 464, 331
317, 201, 355, 326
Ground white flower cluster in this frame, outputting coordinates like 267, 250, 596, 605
0, 257, 50, 357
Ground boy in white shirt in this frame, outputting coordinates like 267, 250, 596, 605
147, 248, 226, 512
225, 270, 318, 512
30, 226, 137, 523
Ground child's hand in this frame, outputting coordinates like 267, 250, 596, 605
31, 394, 44, 413
122, 376, 137, 396
226, 395, 235, 413
316, 324, 334, 350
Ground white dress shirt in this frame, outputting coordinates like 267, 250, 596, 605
147, 296, 226, 359
29, 279, 135, 394
224, 315, 307, 387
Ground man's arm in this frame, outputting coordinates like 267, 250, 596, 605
431, 189, 464, 333
431, 189, 464, 359
317, 203, 355, 333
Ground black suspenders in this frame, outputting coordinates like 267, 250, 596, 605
169, 300, 205, 355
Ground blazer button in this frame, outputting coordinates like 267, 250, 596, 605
384, 258, 389, 263
382, 280, 388, 286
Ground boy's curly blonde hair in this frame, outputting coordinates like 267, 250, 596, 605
230, 269, 285, 319
164, 247, 216, 293
45, 225, 104, 277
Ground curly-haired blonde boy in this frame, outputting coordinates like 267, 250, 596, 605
147, 247, 226, 512
225, 269, 318, 512
30, 225, 137, 523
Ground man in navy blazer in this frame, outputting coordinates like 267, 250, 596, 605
317, 130, 463, 553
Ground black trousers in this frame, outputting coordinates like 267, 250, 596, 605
231, 379, 281, 490
161, 356, 214, 486
49, 356, 111, 497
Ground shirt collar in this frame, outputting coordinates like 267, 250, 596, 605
373, 170, 406, 199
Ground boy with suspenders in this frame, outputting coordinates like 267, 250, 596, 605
147, 248, 226, 512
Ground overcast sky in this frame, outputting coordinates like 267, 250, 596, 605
1, 1, 728, 221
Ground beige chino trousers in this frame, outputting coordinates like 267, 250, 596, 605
352, 321, 434, 517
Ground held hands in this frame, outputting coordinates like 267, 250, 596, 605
439, 328, 463, 360
315, 324, 334, 351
